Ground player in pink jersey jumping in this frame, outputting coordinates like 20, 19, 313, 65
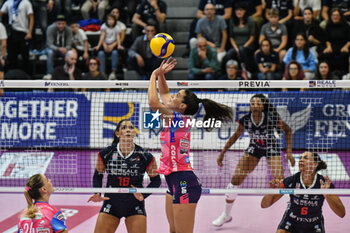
148, 58, 233, 233
17, 174, 67, 233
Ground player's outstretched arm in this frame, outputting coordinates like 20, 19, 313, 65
157, 58, 177, 105
261, 179, 284, 208
217, 124, 244, 167
321, 176, 346, 218
148, 58, 177, 122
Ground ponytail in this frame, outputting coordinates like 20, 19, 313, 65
24, 189, 37, 218
24, 174, 44, 218
183, 90, 233, 131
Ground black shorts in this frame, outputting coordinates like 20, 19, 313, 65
245, 144, 280, 158
100, 196, 146, 219
165, 171, 202, 204
278, 210, 325, 233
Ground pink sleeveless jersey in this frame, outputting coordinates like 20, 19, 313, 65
17, 202, 67, 233
157, 112, 193, 175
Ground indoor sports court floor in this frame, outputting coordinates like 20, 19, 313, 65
1, 193, 349, 233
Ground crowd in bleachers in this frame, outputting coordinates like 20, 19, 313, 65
0, 0, 349, 85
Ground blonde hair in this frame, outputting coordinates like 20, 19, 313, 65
24, 174, 44, 218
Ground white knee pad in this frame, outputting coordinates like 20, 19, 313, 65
225, 183, 237, 201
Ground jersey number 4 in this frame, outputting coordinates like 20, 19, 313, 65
301, 207, 308, 215
118, 177, 130, 186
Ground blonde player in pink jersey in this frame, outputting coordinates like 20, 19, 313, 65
148, 58, 233, 233
17, 174, 67, 233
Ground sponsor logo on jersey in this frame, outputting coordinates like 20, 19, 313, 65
56, 213, 65, 220
37, 228, 50, 233
293, 198, 299, 205
180, 139, 189, 148
112, 153, 118, 160
185, 156, 190, 164
180, 148, 188, 155
103, 204, 111, 213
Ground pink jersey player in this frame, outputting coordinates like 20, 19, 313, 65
158, 112, 193, 175
18, 202, 66, 233
148, 58, 233, 233
19, 174, 67, 233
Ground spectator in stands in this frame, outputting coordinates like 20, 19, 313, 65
188, 37, 220, 80
232, 0, 264, 30
51, 49, 81, 80
49, 49, 82, 91
0, 0, 34, 74
45, 15, 72, 79
265, 0, 294, 24
282, 60, 306, 91
219, 59, 243, 80
260, 8, 288, 63
222, 3, 255, 73
81, 57, 107, 91
183, 0, 232, 58
110, 0, 141, 24
283, 33, 317, 80
128, 24, 162, 79
111, 8, 127, 46
81, 0, 109, 21
321, 8, 350, 75
32, 0, 50, 47
94, 14, 124, 80
0, 21, 6, 96
190, 3, 227, 63
83, 57, 107, 80
131, 0, 167, 41
110, 7, 128, 65
71, 22, 90, 62
315, 60, 339, 80
53, 0, 71, 20
256, 39, 281, 80
294, 0, 321, 20
321, 0, 350, 28
292, 7, 326, 57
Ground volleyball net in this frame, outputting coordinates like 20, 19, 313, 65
0, 80, 350, 195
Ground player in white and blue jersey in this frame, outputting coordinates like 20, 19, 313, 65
261, 151, 346, 233
213, 93, 295, 227
88, 119, 161, 233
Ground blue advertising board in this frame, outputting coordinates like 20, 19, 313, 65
0, 91, 349, 150
0, 92, 90, 148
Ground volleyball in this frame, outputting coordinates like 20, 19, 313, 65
150, 33, 175, 58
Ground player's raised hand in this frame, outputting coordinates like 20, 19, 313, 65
287, 152, 295, 167
87, 193, 110, 203
131, 185, 144, 201
269, 179, 283, 188
159, 57, 177, 75
320, 176, 331, 189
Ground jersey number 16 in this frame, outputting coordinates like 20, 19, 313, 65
118, 177, 130, 186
